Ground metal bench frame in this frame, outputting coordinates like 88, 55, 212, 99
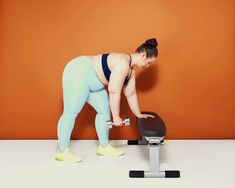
128, 136, 180, 178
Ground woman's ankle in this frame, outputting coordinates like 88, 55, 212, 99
59, 147, 69, 152
100, 143, 109, 147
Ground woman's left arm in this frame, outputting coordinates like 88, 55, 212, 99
123, 70, 155, 118
123, 70, 142, 118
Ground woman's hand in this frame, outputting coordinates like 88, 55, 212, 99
137, 113, 155, 119
113, 116, 123, 126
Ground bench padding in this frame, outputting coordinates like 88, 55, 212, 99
136, 111, 167, 137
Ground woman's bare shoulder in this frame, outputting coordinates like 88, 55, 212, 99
109, 52, 130, 67
110, 52, 129, 59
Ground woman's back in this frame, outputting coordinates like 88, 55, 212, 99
86, 52, 132, 86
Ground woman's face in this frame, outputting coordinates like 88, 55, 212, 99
137, 52, 156, 68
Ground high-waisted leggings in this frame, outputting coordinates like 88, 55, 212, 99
57, 56, 111, 151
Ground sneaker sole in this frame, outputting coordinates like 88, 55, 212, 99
55, 157, 83, 163
96, 152, 124, 156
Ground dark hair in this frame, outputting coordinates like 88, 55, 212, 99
135, 38, 158, 58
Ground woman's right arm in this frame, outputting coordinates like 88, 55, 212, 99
108, 61, 129, 122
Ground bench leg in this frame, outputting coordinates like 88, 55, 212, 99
128, 136, 148, 145
128, 137, 180, 178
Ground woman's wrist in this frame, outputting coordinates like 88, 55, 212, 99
113, 115, 121, 119
136, 113, 142, 118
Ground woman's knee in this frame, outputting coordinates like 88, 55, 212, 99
95, 111, 111, 122
60, 112, 78, 122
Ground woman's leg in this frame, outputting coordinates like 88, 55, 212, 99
87, 89, 111, 146
87, 89, 124, 156
57, 61, 89, 152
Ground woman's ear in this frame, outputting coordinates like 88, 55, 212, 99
140, 52, 146, 60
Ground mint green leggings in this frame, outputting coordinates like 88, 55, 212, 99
57, 56, 110, 151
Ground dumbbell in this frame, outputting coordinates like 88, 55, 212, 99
107, 118, 130, 129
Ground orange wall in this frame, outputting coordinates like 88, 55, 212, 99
0, 0, 235, 139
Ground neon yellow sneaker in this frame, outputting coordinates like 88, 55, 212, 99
55, 148, 82, 163
96, 143, 124, 156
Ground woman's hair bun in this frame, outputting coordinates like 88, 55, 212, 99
145, 38, 158, 47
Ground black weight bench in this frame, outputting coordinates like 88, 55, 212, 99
128, 111, 180, 178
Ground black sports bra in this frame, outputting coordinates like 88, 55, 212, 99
101, 53, 132, 85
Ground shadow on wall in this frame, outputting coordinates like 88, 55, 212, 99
136, 64, 159, 92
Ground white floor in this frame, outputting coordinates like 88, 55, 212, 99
0, 139, 235, 188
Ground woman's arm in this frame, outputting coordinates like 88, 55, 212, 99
123, 70, 142, 118
108, 61, 129, 119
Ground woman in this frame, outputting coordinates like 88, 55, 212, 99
55, 38, 158, 163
